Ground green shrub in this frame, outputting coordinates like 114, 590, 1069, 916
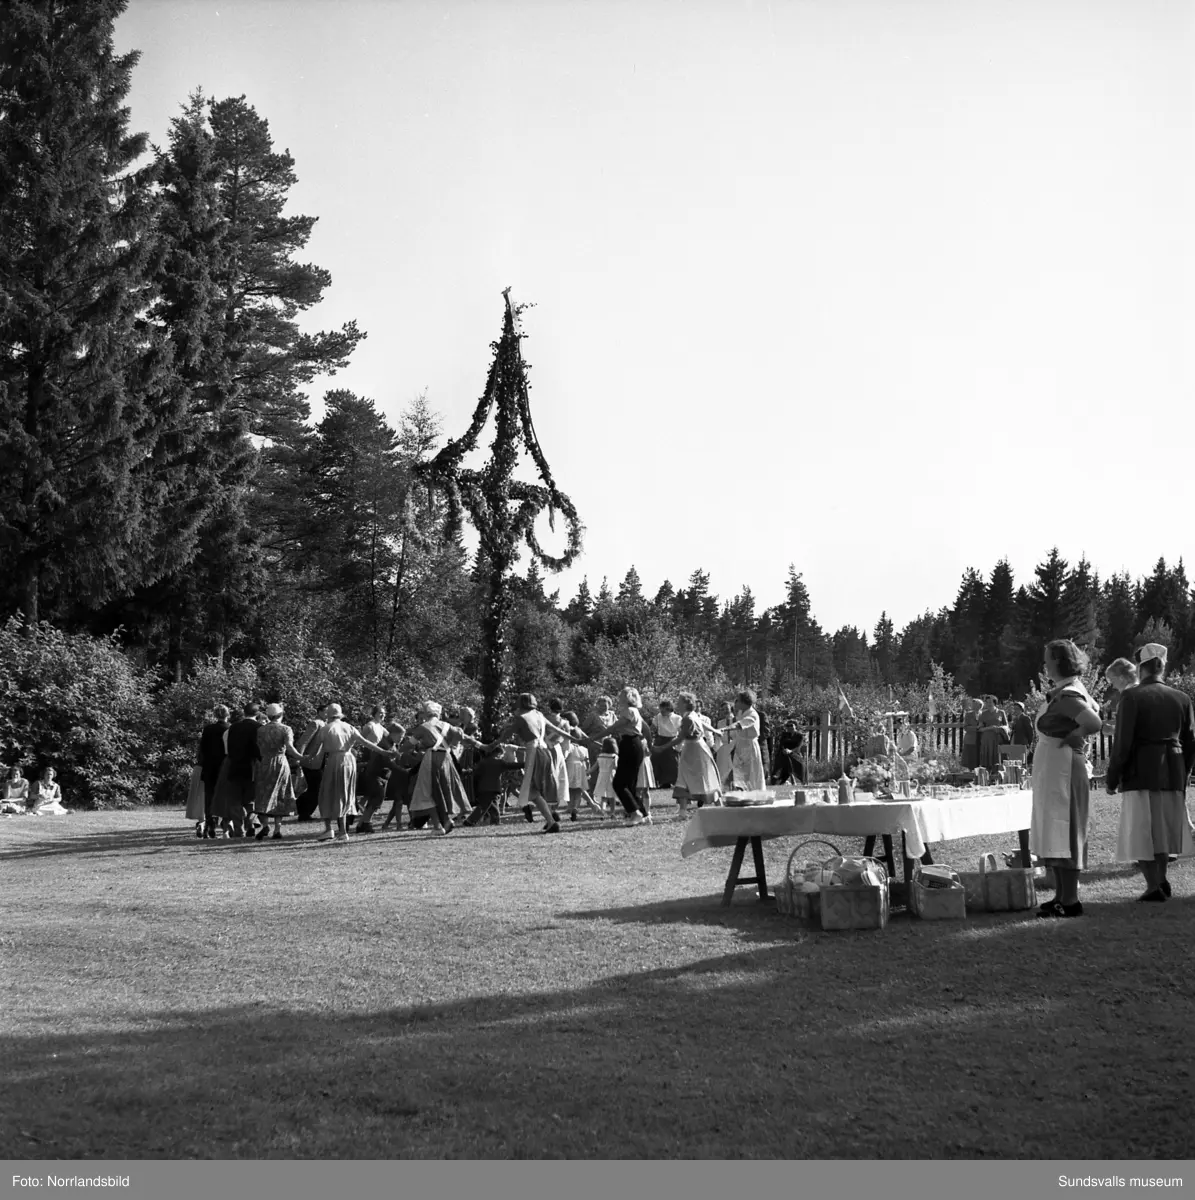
0, 618, 158, 807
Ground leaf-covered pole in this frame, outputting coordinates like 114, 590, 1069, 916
407, 291, 583, 734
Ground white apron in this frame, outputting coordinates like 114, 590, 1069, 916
1029, 734, 1078, 860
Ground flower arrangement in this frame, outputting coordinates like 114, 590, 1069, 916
850, 758, 894, 794
909, 758, 947, 786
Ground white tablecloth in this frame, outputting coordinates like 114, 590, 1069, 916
680, 790, 1034, 861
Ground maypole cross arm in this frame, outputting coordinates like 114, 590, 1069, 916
404, 290, 584, 731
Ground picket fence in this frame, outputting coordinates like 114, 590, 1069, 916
796, 712, 1113, 766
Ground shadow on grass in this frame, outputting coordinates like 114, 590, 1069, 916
4, 892, 1194, 1161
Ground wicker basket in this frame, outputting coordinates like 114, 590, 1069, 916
820, 859, 890, 932
958, 853, 1036, 912
776, 838, 842, 919
908, 867, 967, 921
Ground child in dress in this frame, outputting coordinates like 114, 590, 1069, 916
594, 737, 619, 816
467, 743, 509, 826
562, 714, 602, 820
31, 767, 66, 815
636, 734, 657, 815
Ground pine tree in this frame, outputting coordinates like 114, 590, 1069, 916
0, 0, 180, 624
980, 560, 1016, 696
895, 612, 937, 683
1101, 572, 1138, 661
208, 95, 363, 445
872, 612, 896, 683
91, 90, 260, 671
778, 566, 829, 683
207, 95, 365, 641
563, 577, 593, 625
617, 566, 645, 609
678, 568, 711, 635
947, 568, 987, 691
1024, 548, 1069, 642
1061, 556, 1101, 660
653, 579, 676, 610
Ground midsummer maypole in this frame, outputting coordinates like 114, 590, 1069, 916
406, 290, 583, 735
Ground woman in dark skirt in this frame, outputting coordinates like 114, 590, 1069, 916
960, 698, 982, 770
650, 699, 681, 791
606, 686, 650, 826
976, 695, 1010, 773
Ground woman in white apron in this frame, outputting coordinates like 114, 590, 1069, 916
726, 690, 765, 792
408, 702, 476, 834
1030, 640, 1104, 918
673, 693, 721, 815
502, 694, 573, 833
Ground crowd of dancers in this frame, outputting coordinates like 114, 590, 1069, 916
186, 687, 774, 841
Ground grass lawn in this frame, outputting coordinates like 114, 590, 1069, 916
2, 789, 1193, 1160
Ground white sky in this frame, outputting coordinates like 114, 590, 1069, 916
115, 0, 1194, 634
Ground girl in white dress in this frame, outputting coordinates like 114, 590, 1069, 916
562, 714, 602, 819
593, 738, 619, 814
714, 702, 735, 789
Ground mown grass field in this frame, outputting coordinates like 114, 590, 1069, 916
2, 789, 1193, 1160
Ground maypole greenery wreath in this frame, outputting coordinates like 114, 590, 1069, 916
403, 290, 584, 735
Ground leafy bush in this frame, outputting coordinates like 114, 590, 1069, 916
0, 619, 158, 807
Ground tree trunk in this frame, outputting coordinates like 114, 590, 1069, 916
168, 606, 184, 683
480, 563, 510, 738
20, 561, 38, 631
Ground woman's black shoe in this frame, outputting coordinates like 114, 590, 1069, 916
1161, 879, 1172, 897
522, 805, 534, 823
1037, 899, 1064, 918
1138, 889, 1166, 903
543, 822, 561, 834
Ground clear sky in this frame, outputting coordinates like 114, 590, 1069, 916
114, 0, 1194, 634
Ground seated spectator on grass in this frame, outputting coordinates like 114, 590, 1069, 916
2, 766, 29, 814
770, 720, 806, 785
31, 766, 66, 815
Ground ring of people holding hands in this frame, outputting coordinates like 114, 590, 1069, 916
185, 686, 775, 842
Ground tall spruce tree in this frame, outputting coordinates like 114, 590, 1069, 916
1023, 548, 1069, 642
1101, 572, 1138, 662
89, 90, 259, 671
872, 612, 896, 683
947, 568, 987, 691
563, 578, 593, 625
0, 0, 180, 624
205, 95, 365, 654
1061, 556, 1101, 659
981, 559, 1016, 696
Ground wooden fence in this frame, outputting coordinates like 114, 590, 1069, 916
796, 712, 1113, 766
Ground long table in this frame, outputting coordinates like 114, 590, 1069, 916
680, 791, 1034, 906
